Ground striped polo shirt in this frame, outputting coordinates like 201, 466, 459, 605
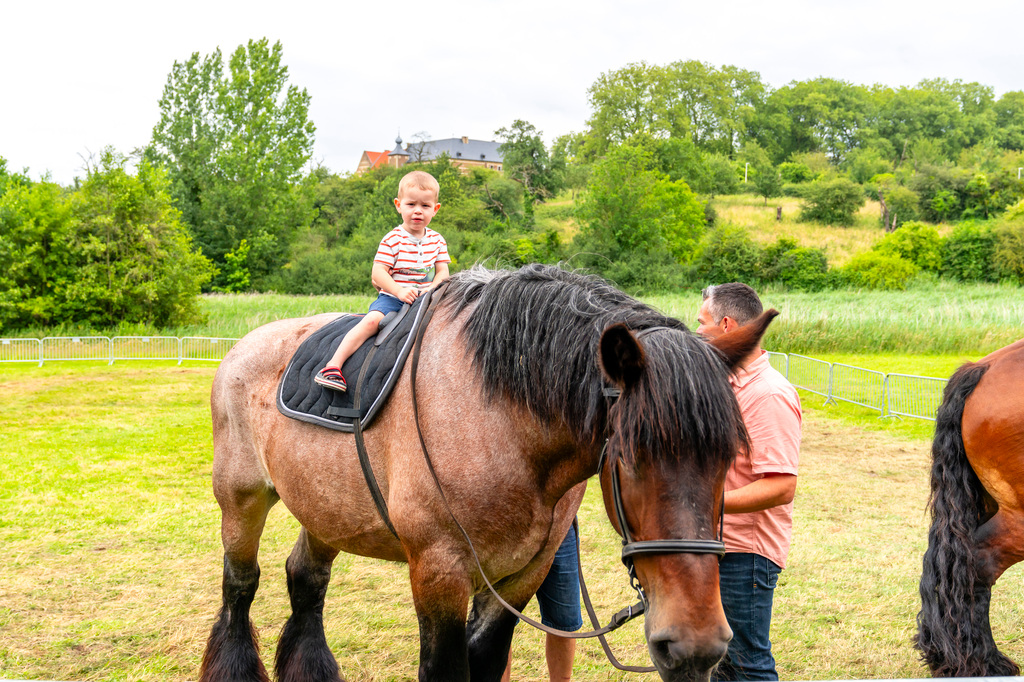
374, 226, 450, 292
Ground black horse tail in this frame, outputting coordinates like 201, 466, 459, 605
915, 361, 1018, 677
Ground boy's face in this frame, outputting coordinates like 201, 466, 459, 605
394, 186, 440, 235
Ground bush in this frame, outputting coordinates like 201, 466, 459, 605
778, 161, 815, 184
760, 238, 829, 290
877, 185, 920, 229
691, 225, 762, 284
871, 221, 942, 272
840, 252, 919, 290
940, 222, 998, 282
798, 177, 866, 226
993, 221, 1024, 284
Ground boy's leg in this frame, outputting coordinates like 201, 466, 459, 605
325, 311, 385, 369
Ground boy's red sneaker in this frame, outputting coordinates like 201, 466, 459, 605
314, 366, 347, 392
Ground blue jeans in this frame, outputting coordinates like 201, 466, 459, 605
714, 553, 782, 681
532, 524, 583, 631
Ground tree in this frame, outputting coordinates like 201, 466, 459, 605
495, 119, 560, 204
0, 149, 212, 329
798, 177, 866, 226
576, 144, 705, 262
148, 38, 316, 290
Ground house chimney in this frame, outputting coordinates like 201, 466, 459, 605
461, 136, 469, 144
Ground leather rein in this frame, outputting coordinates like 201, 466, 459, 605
355, 281, 726, 673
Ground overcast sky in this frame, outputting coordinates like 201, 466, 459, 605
3, 0, 1021, 185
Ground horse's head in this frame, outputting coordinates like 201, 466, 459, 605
596, 314, 775, 681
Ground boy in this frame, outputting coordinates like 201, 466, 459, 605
314, 170, 450, 392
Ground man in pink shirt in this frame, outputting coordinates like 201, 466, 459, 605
696, 283, 802, 681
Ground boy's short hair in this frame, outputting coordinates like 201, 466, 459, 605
701, 282, 763, 326
397, 170, 440, 202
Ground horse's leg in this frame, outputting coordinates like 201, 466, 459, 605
199, 488, 278, 682
275, 527, 343, 682
466, 591, 523, 681
969, 508, 1024, 676
409, 552, 474, 681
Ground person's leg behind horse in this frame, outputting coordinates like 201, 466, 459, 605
714, 553, 781, 682
503, 525, 582, 681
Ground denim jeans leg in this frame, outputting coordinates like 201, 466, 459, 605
714, 553, 781, 681
533, 524, 583, 631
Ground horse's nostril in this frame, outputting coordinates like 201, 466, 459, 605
649, 627, 730, 672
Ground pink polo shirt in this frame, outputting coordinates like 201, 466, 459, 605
723, 350, 802, 569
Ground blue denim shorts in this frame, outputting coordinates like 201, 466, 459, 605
533, 524, 583, 631
367, 293, 404, 316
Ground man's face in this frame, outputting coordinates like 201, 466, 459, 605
696, 299, 726, 339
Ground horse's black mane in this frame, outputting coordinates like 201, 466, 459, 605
442, 264, 742, 471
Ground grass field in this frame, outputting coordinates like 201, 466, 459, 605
3, 356, 1024, 681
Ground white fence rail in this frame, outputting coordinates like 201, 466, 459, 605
0, 336, 240, 367
0, 337, 950, 421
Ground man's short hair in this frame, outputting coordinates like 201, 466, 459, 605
701, 282, 763, 326
397, 170, 440, 202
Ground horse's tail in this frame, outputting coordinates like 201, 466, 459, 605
915, 361, 1017, 676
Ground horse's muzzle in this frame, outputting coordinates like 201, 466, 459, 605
647, 623, 732, 682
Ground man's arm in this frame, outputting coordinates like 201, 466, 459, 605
724, 473, 797, 514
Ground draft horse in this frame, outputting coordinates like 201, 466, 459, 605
917, 338, 1024, 676
199, 264, 776, 682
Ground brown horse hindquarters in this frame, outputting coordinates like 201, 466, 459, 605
962, 342, 1024, 584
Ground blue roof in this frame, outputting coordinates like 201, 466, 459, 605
409, 137, 504, 163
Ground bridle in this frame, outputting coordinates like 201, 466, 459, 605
598, 385, 727, 612
371, 287, 729, 673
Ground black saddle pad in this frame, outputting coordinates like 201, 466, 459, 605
276, 293, 433, 432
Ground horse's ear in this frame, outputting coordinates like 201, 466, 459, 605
708, 309, 779, 370
599, 323, 646, 388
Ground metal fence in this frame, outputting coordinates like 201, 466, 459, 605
772, 357, 947, 422
0, 336, 240, 366
0, 336, 949, 421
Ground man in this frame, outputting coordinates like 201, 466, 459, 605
503, 525, 581, 682
696, 283, 802, 681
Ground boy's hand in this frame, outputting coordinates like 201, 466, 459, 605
398, 287, 420, 304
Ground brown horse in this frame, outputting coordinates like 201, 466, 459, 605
198, 264, 776, 682
917, 338, 1024, 676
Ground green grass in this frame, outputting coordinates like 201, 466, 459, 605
4, 361, 1024, 680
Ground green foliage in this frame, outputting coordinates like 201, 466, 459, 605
575, 144, 706, 267
0, 149, 212, 330
148, 38, 316, 290
940, 221, 998, 281
495, 119, 561, 203
840, 251, 919, 290
872, 221, 942, 271
212, 239, 252, 293
878, 185, 920, 228
798, 177, 866, 226
691, 224, 762, 284
778, 161, 815, 184
992, 207, 1024, 283
760, 237, 829, 290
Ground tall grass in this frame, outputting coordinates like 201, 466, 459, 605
710, 193, 955, 266
646, 278, 1024, 355
5, 279, 1021, 357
